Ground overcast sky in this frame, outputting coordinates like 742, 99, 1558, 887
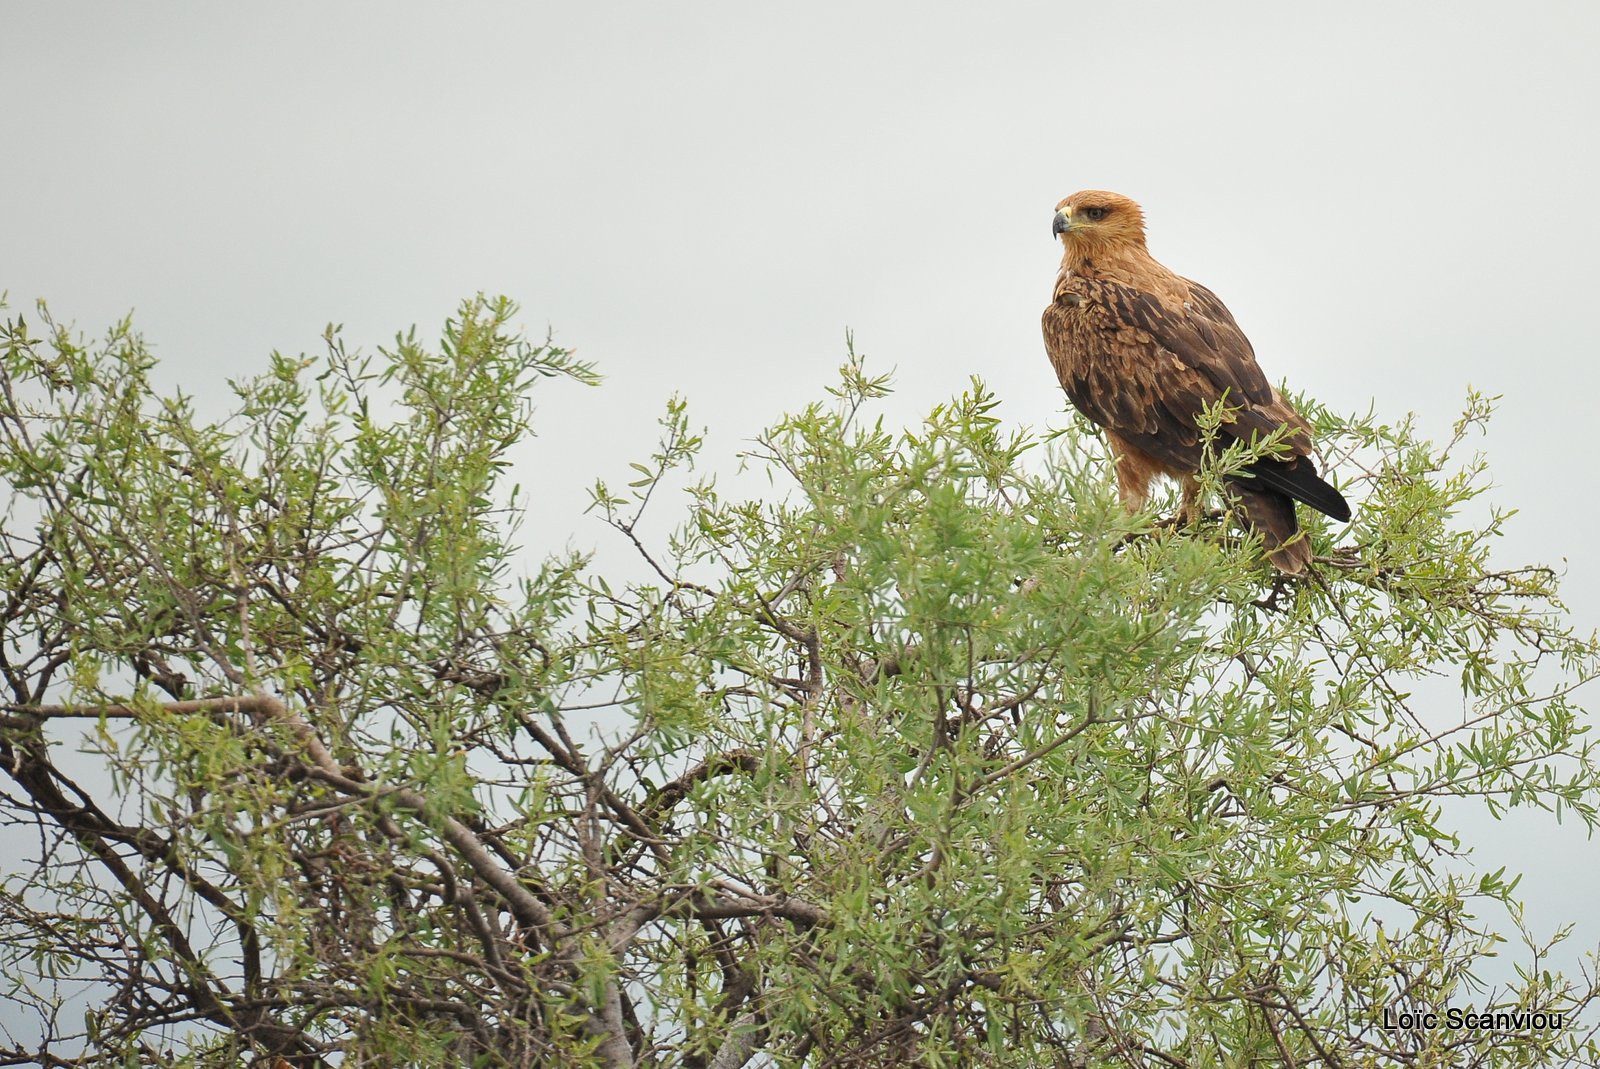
6, 0, 1600, 995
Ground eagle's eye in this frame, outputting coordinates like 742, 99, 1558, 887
1081, 206, 1110, 221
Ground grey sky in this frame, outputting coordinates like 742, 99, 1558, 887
6, 0, 1600, 997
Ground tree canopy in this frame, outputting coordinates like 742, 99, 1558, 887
1, 295, 1597, 1067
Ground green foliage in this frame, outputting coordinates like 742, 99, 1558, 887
1, 297, 1596, 1067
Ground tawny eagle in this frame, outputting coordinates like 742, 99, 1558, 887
1041, 190, 1349, 573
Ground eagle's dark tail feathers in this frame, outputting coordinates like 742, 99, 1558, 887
1241, 454, 1352, 523
1227, 479, 1312, 575
1215, 449, 1349, 574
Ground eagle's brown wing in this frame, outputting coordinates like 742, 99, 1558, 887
1043, 275, 1348, 523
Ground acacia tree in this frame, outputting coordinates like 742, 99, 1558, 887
1, 295, 1597, 1068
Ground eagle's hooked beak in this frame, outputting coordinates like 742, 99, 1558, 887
1052, 209, 1071, 239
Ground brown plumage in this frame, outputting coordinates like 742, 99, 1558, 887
1040, 190, 1349, 574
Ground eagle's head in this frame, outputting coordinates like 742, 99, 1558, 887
1052, 190, 1147, 249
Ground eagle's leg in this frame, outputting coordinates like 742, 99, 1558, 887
1177, 476, 1203, 527
1106, 434, 1157, 515
1116, 477, 1145, 515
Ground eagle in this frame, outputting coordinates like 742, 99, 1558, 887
1041, 190, 1350, 573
